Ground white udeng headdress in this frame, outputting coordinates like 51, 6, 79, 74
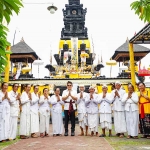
89, 86, 95, 90
115, 81, 121, 85
102, 84, 108, 88
79, 84, 84, 87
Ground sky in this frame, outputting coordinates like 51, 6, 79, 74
7, 0, 150, 79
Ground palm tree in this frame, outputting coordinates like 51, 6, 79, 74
130, 0, 150, 22
0, 0, 23, 81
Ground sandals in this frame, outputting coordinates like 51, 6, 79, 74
91, 131, 94, 137
141, 135, 147, 138
31, 133, 38, 138
96, 132, 99, 137
40, 133, 45, 138
99, 134, 106, 137
45, 132, 49, 137
116, 133, 120, 137
127, 135, 131, 139
119, 134, 124, 138
20, 135, 29, 139
133, 136, 138, 139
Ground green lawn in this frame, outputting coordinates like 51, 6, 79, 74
0, 137, 20, 150
101, 126, 150, 150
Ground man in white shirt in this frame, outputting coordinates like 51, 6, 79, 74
8, 83, 20, 140
30, 85, 40, 138
62, 81, 77, 136
111, 81, 126, 138
19, 84, 31, 139
77, 84, 88, 136
85, 86, 99, 136
0, 82, 10, 142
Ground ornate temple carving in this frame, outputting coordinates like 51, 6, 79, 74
61, 0, 88, 39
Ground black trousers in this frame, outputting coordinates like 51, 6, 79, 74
64, 110, 75, 132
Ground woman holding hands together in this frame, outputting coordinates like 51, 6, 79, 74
122, 84, 139, 139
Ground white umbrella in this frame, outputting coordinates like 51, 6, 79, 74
33, 60, 44, 78
106, 60, 117, 77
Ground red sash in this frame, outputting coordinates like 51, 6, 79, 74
139, 102, 150, 119
65, 100, 75, 116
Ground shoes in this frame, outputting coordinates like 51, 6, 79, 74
99, 134, 106, 137
109, 134, 113, 137
116, 133, 120, 137
71, 131, 75, 136
64, 132, 68, 136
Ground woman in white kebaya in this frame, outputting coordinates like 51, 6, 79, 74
30, 85, 41, 138
51, 88, 64, 136
122, 84, 139, 139
39, 88, 51, 138
20, 84, 32, 139
8, 83, 20, 140
0, 82, 10, 142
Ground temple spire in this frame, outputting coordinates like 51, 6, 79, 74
69, 0, 80, 5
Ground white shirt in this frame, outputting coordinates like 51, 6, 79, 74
0, 90, 10, 116
98, 93, 112, 113
30, 92, 39, 114
50, 95, 64, 113
77, 92, 88, 113
20, 92, 31, 115
122, 92, 139, 111
111, 88, 126, 111
85, 93, 99, 114
62, 89, 77, 110
39, 95, 51, 116
8, 90, 20, 116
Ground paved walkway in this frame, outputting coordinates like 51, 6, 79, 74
4, 125, 113, 150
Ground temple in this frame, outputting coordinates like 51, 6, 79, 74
48, 0, 103, 79
61, 0, 88, 39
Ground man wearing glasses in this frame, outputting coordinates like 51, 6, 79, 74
62, 81, 77, 136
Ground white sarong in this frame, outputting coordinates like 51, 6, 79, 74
19, 113, 30, 136
52, 111, 63, 134
125, 108, 139, 136
100, 113, 112, 130
78, 113, 88, 129
88, 113, 98, 132
9, 117, 18, 140
30, 111, 39, 133
39, 113, 50, 134
114, 111, 126, 133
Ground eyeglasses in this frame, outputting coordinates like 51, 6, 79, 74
67, 85, 72, 86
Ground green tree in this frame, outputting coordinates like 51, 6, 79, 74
130, 0, 150, 22
0, 0, 23, 81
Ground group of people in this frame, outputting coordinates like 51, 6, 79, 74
0, 80, 150, 142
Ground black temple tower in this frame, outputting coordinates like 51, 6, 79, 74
61, 0, 88, 40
